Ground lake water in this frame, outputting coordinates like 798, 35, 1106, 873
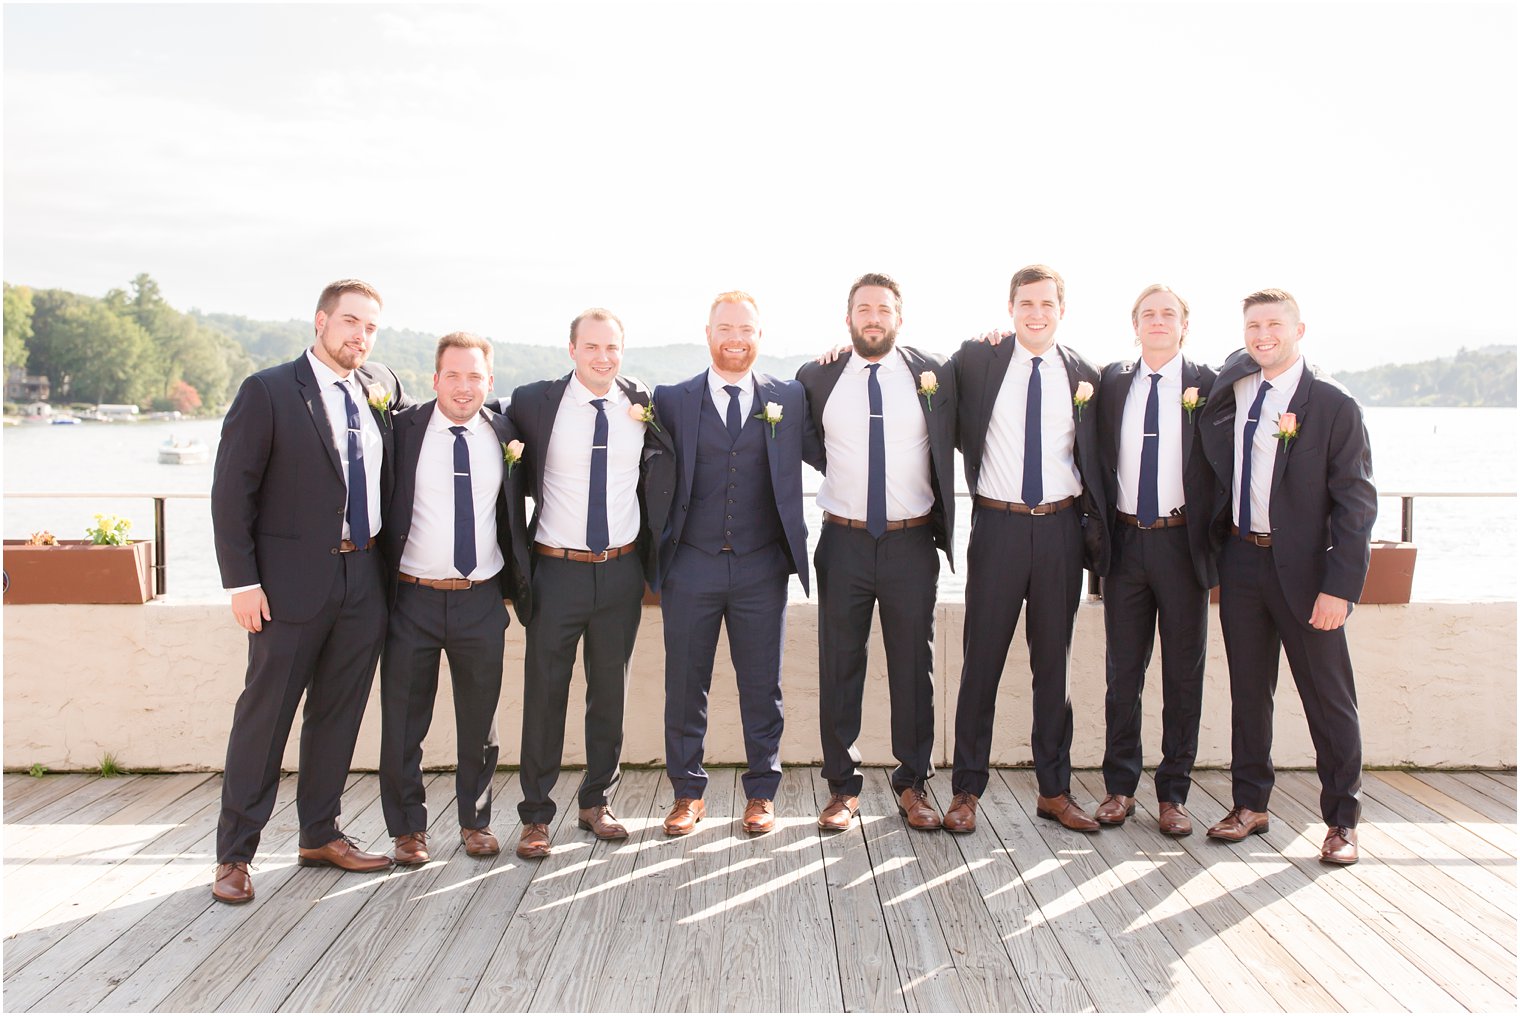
3, 407, 1514, 603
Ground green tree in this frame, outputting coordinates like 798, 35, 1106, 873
28, 289, 157, 404
4, 282, 34, 371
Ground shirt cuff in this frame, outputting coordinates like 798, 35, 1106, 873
226, 583, 262, 595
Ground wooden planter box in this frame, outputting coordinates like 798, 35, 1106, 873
1207, 540, 1418, 606
2, 540, 155, 604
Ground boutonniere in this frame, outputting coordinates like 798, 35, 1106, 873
1181, 386, 1206, 422
917, 370, 939, 412
627, 400, 661, 432
502, 439, 524, 476
366, 384, 393, 427
1072, 380, 1094, 421
1274, 412, 1299, 448
754, 401, 783, 438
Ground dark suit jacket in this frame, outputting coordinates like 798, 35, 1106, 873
647, 370, 811, 595
1199, 349, 1377, 624
377, 400, 533, 622
211, 353, 406, 624
503, 372, 668, 623
1096, 355, 1220, 588
795, 345, 957, 567
951, 339, 1109, 576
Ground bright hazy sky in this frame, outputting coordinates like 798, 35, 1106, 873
4, 1, 1516, 372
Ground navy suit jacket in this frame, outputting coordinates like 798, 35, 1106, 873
503, 372, 667, 622
378, 399, 534, 623
795, 344, 957, 567
1096, 355, 1220, 588
211, 354, 406, 623
951, 338, 1109, 576
648, 370, 810, 595
1199, 349, 1377, 624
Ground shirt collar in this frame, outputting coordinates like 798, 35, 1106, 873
1134, 351, 1182, 382
567, 373, 627, 407
1012, 340, 1059, 367
707, 368, 754, 398
306, 348, 354, 389
1258, 354, 1305, 392
844, 347, 907, 376
428, 403, 488, 434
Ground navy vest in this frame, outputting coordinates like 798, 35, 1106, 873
682, 393, 783, 556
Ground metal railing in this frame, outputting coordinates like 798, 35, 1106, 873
3, 489, 1513, 596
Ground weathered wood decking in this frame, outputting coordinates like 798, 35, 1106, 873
2, 767, 1515, 1012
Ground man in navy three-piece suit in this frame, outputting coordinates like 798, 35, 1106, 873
649, 291, 810, 836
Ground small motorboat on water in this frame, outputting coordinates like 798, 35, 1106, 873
159, 436, 209, 464
50, 415, 81, 425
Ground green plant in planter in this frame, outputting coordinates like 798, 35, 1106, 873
85, 514, 132, 546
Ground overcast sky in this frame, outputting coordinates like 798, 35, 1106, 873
4, 1, 1516, 372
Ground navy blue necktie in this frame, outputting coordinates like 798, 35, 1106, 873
587, 398, 609, 553
449, 425, 476, 577
336, 382, 369, 548
1138, 372, 1162, 526
723, 384, 742, 442
866, 363, 887, 538
1237, 380, 1273, 539
1022, 357, 1044, 508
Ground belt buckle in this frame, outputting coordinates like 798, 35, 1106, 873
1030, 502, 1049, 516
593, 549, 611, 563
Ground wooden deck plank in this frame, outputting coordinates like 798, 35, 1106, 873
514, 768, 664, 1012
401, 769, 586, 1013
1449, 771, 1520, 812
1246, 771, 1516, 1011
1482, 771, 1517, 791
1412, 771, 1518, 823
1, 776, 152, 860
1359, 773, 1518, 885
1374, 771, 1520, 857
649, 769, 739, 1013
715, 767, 843, 1013
3, 774, 98, 820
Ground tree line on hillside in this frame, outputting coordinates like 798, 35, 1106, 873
1335, 346, 1515, 407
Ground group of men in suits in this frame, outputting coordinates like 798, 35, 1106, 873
208, 267, 1376, 903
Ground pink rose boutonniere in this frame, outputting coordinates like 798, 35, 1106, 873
628, 400, 661, 432
1181, 386, 1206, 422
1073, 380, 1094, 421
366, 383, 393, 427
502, 439, 524, 476
1274, 412, 1299, 448
918, 370, 939, 412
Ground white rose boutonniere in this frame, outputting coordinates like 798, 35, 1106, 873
502, 439, 524, 476
917, 370, 939, 412
755, 401, 783, 438
1073, 380, 1094, 421
366, 383, 393, 426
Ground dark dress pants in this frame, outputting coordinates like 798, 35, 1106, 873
815, 522, 938, 798
661, 542, 789, 801
517, 552, 644, 824
952, 505, 1083, 799
217, 546, 387, 863
1100, 523, 1208, 803
1218, 538, 1363, 828
379, 580, 507, 836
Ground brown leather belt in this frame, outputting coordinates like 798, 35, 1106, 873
1118, 511, 1188, 530
337, 537, 377, 553
973, 494, 1076, 516
534, 541, 638, 563
398, 572, 490, 591
822, 511, 932, 531
1231, 525, 1272, 547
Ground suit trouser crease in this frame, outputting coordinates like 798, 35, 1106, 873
1100, 524, 1208, 802
815, 523, 938, 798
661, 544, 788, 801
218, 548, 386, 863
953, 507, 1081, 799
518, 553, 643, 824
379, 581, 506, 836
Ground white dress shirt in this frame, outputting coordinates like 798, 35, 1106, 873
978, 341, 1083, 503
815, 349, 934, 521
1116, 353, 1187, 516
1233, 355, 1305, 533
707, 368, 755, 424
534, 375, 645, 550
398, 405, 506, 581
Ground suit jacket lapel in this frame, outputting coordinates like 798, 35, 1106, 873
1101, 360, 1134, 468
679, 373, 705, 499
1269, 365, 1314, 507
534, 375, 571, 480
354, 365, 395, 470
1181, 357, 1200, 473
295, 354, 344, 480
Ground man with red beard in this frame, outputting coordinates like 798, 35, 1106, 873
648, 292, 811, 836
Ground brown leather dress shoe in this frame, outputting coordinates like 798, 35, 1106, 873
1036, 793, 1100, 833
297, 835, 392, 871
393, 832, 430, 865
897, 787, 942, 830
212, 861, 253, 903
578, 806, 629, 840
817, 793, 859, 832
1095, 794, 1137, 826
663, 798, 706, 836
1207, 807, 1269, 841
516, 823, 551, 859
1157, 802, 1193, 837
742, 798, 775, 835
943, 792, 979, 834
1321, 826, 1359, 865
460, 827, 500, 857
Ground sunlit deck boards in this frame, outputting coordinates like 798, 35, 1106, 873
3, 768, 1515, 1013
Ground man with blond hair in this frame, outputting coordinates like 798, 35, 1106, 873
1091, 285, 1217, 836
1198, 288, 1376, 864
648, 292, 810, 837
